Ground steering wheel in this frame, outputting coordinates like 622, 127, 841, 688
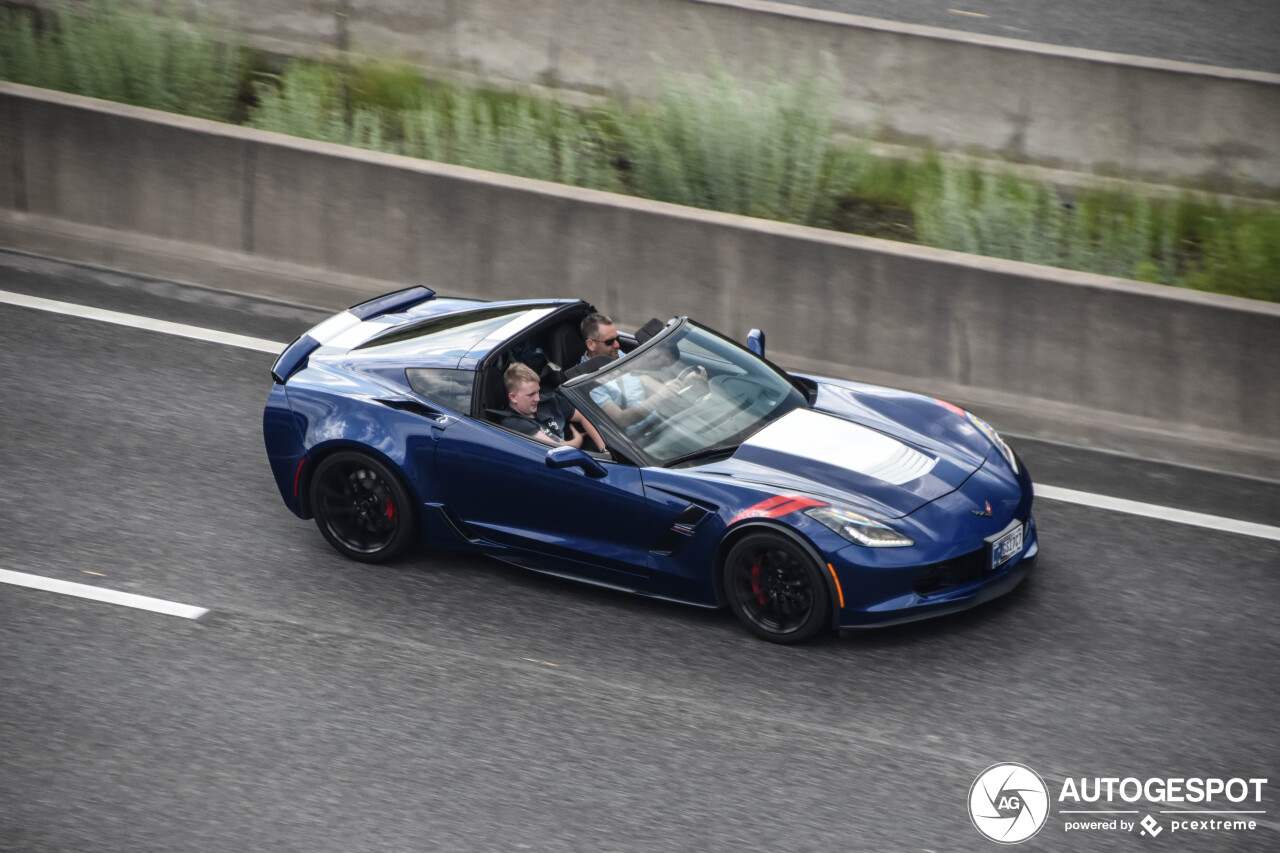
674, 365, 704, 396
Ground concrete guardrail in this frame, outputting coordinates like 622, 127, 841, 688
13, 0, 1280, 192
2, 83, 1278, 471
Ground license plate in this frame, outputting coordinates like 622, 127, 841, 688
989, 523, 1024, 570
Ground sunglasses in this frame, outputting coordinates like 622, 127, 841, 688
590, 336, 620, 347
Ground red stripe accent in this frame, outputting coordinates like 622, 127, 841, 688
292, 457, 307, 498
747, 494, 793, 514
730, 494, 828, 525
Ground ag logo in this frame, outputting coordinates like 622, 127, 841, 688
969, 763, 1050, 844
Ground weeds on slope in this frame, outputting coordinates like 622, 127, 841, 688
0, 1, 242, 119
2, 1, 1277, 301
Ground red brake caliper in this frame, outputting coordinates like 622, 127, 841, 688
750, 555, 766, 605
384, 500, 397, 521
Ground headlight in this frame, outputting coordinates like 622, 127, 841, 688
965, 411, 1019, 475
805, 507, 914, 548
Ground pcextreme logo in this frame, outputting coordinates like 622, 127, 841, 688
969, 763, 1270, 844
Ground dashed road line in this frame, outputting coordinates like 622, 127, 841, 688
1034, 484, 1280, 542
0, 568, 210, 621
0, 289, 283, 353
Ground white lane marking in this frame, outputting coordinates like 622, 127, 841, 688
0, 289, 284, 353
0, 568, 210, 620
1035, 484, 1280, 542
5, 288, 1277, 543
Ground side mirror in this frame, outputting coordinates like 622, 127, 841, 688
747, 328, 766, 358
546, 445, 608, 478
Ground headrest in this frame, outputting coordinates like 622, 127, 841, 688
539, 363, 564, 389
635, 318, 665, 345
563, 355, 614, 381
511, 343, 548, 372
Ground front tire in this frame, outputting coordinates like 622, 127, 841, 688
309, 451, 416, 563
723, 532, 831, 643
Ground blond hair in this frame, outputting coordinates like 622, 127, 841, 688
504, 361, 541, 395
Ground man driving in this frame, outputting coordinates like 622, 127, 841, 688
579, 313, 705, 431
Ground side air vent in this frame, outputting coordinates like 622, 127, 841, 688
650, 503, 714, 556
434, 505, 484, 544
377, 399, 445, 420
671, 504, 711, 532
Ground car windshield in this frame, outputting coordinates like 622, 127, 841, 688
573, 322, 806, 465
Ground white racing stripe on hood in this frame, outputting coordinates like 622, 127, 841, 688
742, 408, 936, 485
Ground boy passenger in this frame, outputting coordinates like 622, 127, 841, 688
501, 362, 607, 452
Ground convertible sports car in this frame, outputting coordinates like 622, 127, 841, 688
264, 287, 1039, 643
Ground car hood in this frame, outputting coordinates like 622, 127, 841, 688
707, 404, 985, 519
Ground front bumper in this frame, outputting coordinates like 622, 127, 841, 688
834, 515, 1040, 629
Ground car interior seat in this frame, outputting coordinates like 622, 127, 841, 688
562, 355, 613, 381
481, 361, 512, 424
546, 322, 586, 371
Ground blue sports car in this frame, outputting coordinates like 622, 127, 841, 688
264, 287, 1039, 643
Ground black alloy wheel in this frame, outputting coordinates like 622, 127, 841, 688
724, 532, 830, 643
310, 451, 416, 563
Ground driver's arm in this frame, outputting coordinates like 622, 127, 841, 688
598, 399, 649, 428
601, 367, 703, 426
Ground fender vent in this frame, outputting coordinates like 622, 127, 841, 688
377, 398, 444, 420
650, 504, 713, 556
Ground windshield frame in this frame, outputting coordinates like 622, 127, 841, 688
559, 317, 808, 468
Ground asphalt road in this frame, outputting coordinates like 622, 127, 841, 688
1, 252, 1277, 852
775, 0, 1280, 74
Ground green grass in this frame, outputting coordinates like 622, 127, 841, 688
911, 165, 1280, 299
605, 66, 844, 224
248, 63, 619, 188
1183, 205, 1280, 301
3, 2, 1278, 302
0, 1, 243, 120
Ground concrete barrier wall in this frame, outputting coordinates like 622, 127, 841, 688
13, 0, 1280, 191
2, 83, 1278, 452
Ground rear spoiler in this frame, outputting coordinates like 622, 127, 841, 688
348, 286, 436, 320
271, 286, 436, 384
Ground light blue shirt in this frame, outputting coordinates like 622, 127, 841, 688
582, 354, 657, 433
588, 372, 646, 410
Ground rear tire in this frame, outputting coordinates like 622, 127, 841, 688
723, 532, 830, 643
309, 451, 416, 563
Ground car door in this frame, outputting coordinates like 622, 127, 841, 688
431, 416, 667, 584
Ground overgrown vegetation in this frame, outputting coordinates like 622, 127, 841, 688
247, 62, 621, 189
2, 1, 1277, 302
0, 1, 242, 119
913, 168, 1280, 300
607, 67, 852, 225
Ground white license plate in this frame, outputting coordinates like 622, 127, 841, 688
990, 524, 1024, 570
